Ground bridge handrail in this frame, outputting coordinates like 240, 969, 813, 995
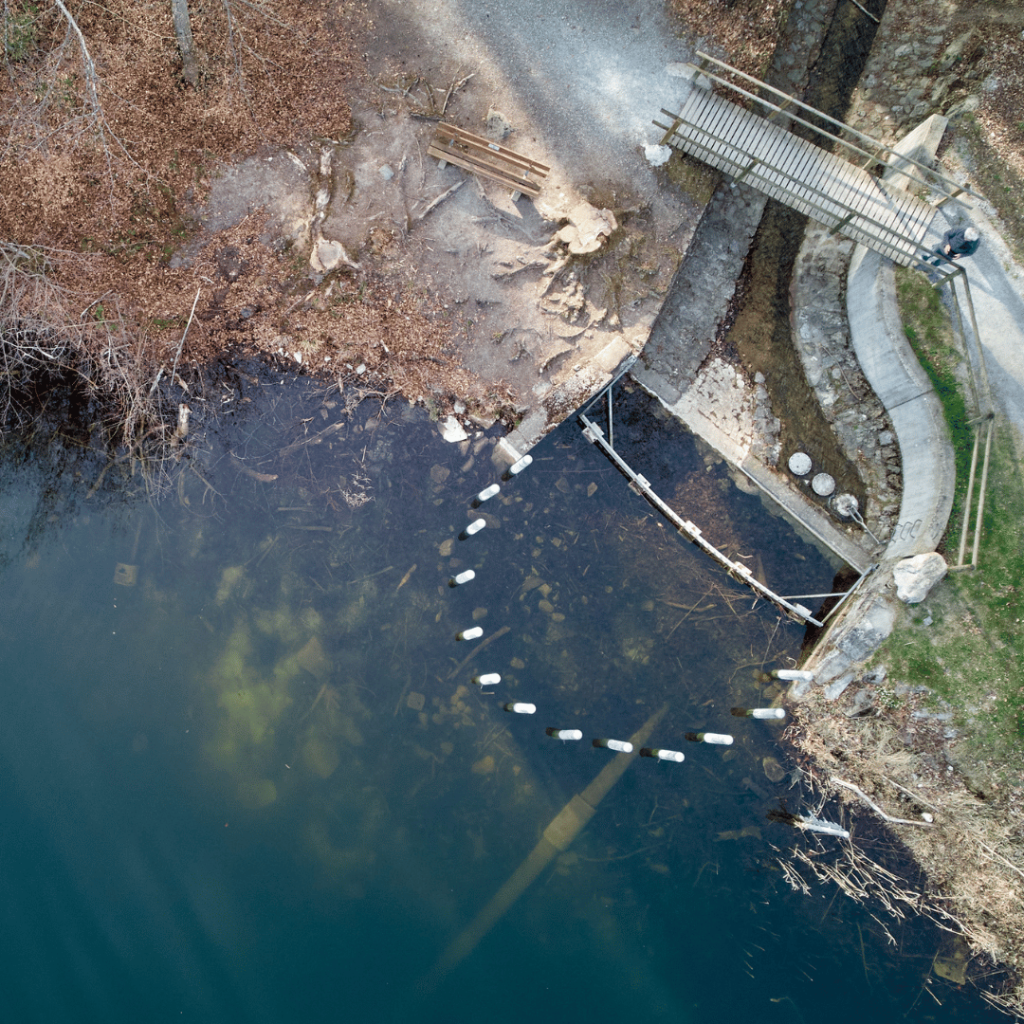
656, 110, 935, 264
693, 52, 976, 204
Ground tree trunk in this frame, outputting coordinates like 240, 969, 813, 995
170, 0, 199, 87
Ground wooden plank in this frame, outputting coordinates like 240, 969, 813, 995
427, 138, 545, 187
427, 143, 542, 197
433, 123, 550, 176
428, 123, 548, 198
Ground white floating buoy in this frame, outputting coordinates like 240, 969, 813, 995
472, 673, 501, 686
546, 728, 582, 741
472, 483, 501, 507
732, 706, 786, 720
685, 732, 733, 745
456, 626, 484, 641
592, 738, 633, 753
788, 451, 812, 476
460, 518, 486, 540
640, 747, 685, 762
504, 702, 536, 715
449, 570, 476, 587
811, 472, 836, 497
773, 669, 814, 682
502, 454, 533, 481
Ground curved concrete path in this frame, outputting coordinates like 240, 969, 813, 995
846, 246, 956, 560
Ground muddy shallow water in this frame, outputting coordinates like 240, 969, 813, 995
0, 377, 997, 1023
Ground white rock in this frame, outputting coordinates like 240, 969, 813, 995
555, 202, 618, 255
644, 144, 672, 167
893, 552, 948, 604
439, 416, 469, 443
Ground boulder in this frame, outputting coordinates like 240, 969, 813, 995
893, 552, 948, 603
439, 416, 468, 443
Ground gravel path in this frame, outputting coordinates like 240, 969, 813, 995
370, 0, 694, 209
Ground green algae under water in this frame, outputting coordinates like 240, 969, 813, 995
0, 378, 999, 1024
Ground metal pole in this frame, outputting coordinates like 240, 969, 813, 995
971, 418, 994, 568
607, 382, 613, 451
957, 429, 981, 567
821, 565, 877, 624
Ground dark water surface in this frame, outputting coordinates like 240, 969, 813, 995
0, 379, 996, 1023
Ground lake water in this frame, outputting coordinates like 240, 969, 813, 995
0, 377, 997, 1023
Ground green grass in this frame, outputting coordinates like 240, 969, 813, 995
873, 272, 1024, 769
3, 3, 39, 63
895, 267, 975, 535
877, 427, 1024, 767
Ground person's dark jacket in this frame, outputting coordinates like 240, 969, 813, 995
940, 227, 980, 260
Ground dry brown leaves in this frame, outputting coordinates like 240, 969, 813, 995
667, 0, 790, 78
0, 0, 493, 421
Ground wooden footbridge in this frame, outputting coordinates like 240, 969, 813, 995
655, 54, 973, 267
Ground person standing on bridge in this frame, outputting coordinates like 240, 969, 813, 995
928, 225, 980, 265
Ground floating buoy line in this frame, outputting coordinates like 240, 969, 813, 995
420, 439, 846, 984
434, 446, 818, 782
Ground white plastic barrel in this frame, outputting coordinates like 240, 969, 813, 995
593, 738, 633, 753
546, 728, 582, 741
503, 454, 533, 480
751, 708, 786, 720
472, 673, 501, 686
472, 483, 500, 506
456, 626, 484, 641
460, 518, 486, 539
449, 569, 476, 587
699, 732, 733, 745
640, 748, 685, 762
773, 669, 814, 682
503, 702, 536, 714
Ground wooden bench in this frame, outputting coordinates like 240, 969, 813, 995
427, 122, 549, 200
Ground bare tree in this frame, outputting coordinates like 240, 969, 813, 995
170, 0, 200, 87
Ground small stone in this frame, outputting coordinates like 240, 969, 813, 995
844, 688, 875, 718
379, 164, 394, 180
824, 673, 854, 700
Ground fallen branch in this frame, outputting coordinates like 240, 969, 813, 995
412, 180, 464, 223
447, 625, 511, 679
833, 777, 933, 827
882, 775, 1024, 883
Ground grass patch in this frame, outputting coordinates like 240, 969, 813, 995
895, 268, 976, 537
876, 426, 1024, 770
876, 271, 1024, 770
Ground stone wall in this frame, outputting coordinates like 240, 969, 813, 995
847, 0, 987, 144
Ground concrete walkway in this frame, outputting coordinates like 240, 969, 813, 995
846, 181, 1024, 565
846, 245, 955, 560
930, 198, 1024, 454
